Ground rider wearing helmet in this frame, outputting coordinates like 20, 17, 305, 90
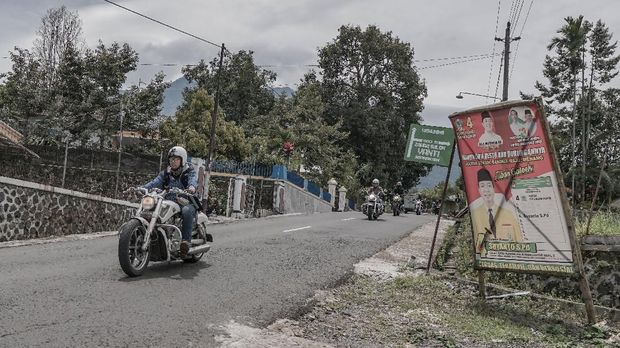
393, 181, 405, 196
368, 178, 385, 199
143, 146, 198, 256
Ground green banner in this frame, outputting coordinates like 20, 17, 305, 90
404, 124, 454, 166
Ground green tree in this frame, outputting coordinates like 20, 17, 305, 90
160, 88, 250, 160
536, 17, 620, 204
33, 6, 85, 90
182, 50, 276, 126
317, 25, 429, 189
81, 41, 139, 148
248, 73, 358, 189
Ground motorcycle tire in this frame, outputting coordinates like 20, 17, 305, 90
118, 219, 150, 277
368, 211, 373, 220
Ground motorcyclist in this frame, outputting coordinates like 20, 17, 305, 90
392, 181, 405, 196
391, 181, 404, 211
142, 146, 198, 257
368, 178, 385, 200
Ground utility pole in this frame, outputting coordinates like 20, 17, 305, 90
202, 43, 226, 210
495, 22, 520, 101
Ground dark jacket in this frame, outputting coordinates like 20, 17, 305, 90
144, 163, 198, 191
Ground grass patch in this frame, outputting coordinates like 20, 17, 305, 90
576, 210, 620, 236
301, 274, 618, 347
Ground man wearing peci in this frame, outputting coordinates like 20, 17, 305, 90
477, 111, 503, 149
470, 168, 523, 254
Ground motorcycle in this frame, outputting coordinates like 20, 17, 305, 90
415, 200, 422, 215
362, 193, 384, 220
391, 194, 402, 216
118, 187, 213, 277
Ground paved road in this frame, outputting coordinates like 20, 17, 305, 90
0, 211, 434, 347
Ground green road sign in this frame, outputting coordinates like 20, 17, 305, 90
404, 124, 455, 166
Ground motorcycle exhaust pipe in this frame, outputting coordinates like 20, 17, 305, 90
188, 244, 211, 255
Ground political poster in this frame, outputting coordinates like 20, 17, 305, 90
450, 100, 575, 274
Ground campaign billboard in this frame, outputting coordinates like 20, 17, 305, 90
450, 100, 575, 274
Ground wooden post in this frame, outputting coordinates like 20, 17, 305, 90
537, 98, 596, 324
478, 270, 487, 299
426, 142, 456, 273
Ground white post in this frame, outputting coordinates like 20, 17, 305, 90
338, 186, 347, 212
328, 178, 337, 207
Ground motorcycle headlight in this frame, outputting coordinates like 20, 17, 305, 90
369, 194, 376, 201
141, 196, 156, 210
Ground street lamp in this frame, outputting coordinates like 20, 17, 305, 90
456, 91, 501, 101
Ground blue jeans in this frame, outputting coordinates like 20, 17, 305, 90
181, 205, 196, 242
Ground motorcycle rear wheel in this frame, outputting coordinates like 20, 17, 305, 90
118, 220, 150, 277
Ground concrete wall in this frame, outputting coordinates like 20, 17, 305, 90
0, 176, 137, 242
274, 180, 333, 214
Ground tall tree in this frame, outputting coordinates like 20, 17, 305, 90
246, 72, 358, 190
318, 25, 429, 188
81, 41, 139, 148
33, 6, 85, 90
160, 88, 250, 160
536, 17, 620, 204
182, 50, 276, 126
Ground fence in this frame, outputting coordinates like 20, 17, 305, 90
212, 159, 273, 177
287, 170, 305, 189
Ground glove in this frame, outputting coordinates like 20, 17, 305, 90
187, 186, 196, 194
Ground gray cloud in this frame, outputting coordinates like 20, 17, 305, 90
2, 0, 620, 111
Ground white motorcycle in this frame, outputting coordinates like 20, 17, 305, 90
362, 193, 384, 220
118, 187, 212, 277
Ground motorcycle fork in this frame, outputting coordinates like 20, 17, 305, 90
141, 200, 163, 252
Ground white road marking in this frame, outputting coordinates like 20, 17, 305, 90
341, 217, 356, 221
282, 226, 311, 233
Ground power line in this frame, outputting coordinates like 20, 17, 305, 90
509, 0, 534, 82
101, 0, 222, 49
414, 53, 495, 62
512, 0, 526, 35
486, 0, 502, 100
494, 50, 505, 99
418, 54, 499, 70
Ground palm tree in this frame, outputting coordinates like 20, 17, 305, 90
547, 16, 591, 208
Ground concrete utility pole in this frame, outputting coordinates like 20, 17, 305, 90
202, 43, 226, 209
495, 22, 520, 101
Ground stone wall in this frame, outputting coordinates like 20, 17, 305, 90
0, 176, 137, 242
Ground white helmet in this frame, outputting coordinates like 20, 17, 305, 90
372, 178, 379, 187
168, 146, 188, 166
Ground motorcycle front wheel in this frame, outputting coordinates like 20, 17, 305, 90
367, 210, 373, 220
118, 220, 150, 277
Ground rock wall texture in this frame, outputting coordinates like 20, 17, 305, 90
0, 177, 137, 242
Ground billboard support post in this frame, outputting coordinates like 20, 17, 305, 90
425, 142, 456, 274
536, 99, 596, 324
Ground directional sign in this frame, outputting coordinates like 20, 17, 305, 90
404, 124, 455, 167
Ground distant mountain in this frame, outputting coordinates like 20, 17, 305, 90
161, 77, 195, 116
271, 86, 295, 98
161, 77, 295, 116
416, 157, 461, 189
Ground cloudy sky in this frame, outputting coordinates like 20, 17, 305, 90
2, 0, 620, 126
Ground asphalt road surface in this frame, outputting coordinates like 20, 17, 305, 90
0, 211, 434, 347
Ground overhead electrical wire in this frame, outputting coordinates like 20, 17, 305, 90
509, 0, 534, 82
418, 54, 499, 70
494, 50, 505, 99
512, 0, 526, 35
101, 0, 222, 49
486, 0, 502, 101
